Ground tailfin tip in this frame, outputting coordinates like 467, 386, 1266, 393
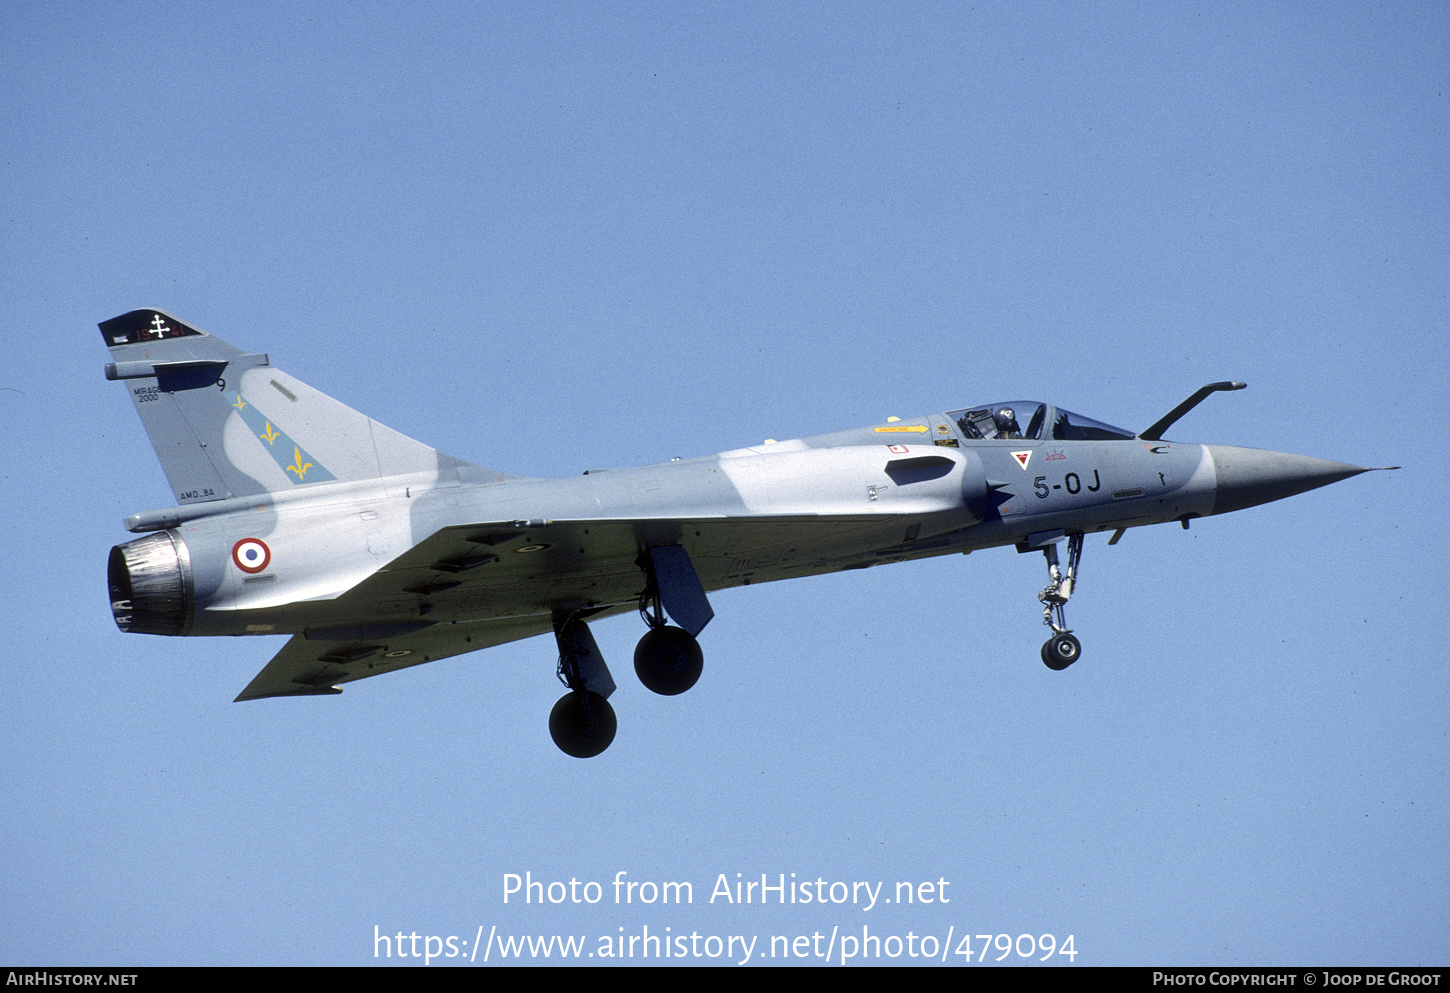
99, 309, 207, 349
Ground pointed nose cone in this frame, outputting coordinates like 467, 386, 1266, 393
1206, 445, 1372, 516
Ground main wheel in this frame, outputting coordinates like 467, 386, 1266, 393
634, 626, 704, 696
1041, 632, 1081, 670
548, 691, 617, 757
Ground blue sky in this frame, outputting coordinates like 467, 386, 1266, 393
2, 1, 1446, 966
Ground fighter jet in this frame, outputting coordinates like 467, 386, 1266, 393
101, 309, 1391, 757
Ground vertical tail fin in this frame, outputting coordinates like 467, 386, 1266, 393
100, 309, 506, 505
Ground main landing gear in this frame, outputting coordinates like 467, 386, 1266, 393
634, 577, 703, 696
635, 626, 704, 695
548, 690, 616, 759
1036, 532, 1084, 671
549, 613, 618, 758
546, 546, 711, 757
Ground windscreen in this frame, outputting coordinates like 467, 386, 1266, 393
1050, 408, 1134, 441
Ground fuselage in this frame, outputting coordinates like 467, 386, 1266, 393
111, 403, 1330, 641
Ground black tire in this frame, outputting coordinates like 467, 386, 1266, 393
633, 626, 704, 696
548, 691, 617, 758
1041, 633, 1081, 671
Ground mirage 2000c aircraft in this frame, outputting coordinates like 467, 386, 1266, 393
101, 309, 1391, 757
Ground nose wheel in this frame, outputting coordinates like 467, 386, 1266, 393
1041, 632, 1081, 670
1037, 533, 1084, 670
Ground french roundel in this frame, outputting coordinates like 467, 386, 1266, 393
232, 538, 271, 574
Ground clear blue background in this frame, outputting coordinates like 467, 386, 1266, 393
2, 0, 1445, 966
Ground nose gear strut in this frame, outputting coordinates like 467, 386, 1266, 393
1038, 533, 1084, 670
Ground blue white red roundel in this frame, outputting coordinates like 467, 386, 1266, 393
232, 538, 271, 573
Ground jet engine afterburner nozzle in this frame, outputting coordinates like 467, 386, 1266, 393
108, 530, 193, 636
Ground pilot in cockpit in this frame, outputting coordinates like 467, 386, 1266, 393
993, 407, 1022, 439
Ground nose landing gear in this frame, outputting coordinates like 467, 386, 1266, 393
1036, 532, 1084, 670
1041, 631, 1081, 670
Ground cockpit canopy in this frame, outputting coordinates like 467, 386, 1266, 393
947, 402, 1135, 442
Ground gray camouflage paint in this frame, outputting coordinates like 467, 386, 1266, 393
100, 309, 1376, 701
